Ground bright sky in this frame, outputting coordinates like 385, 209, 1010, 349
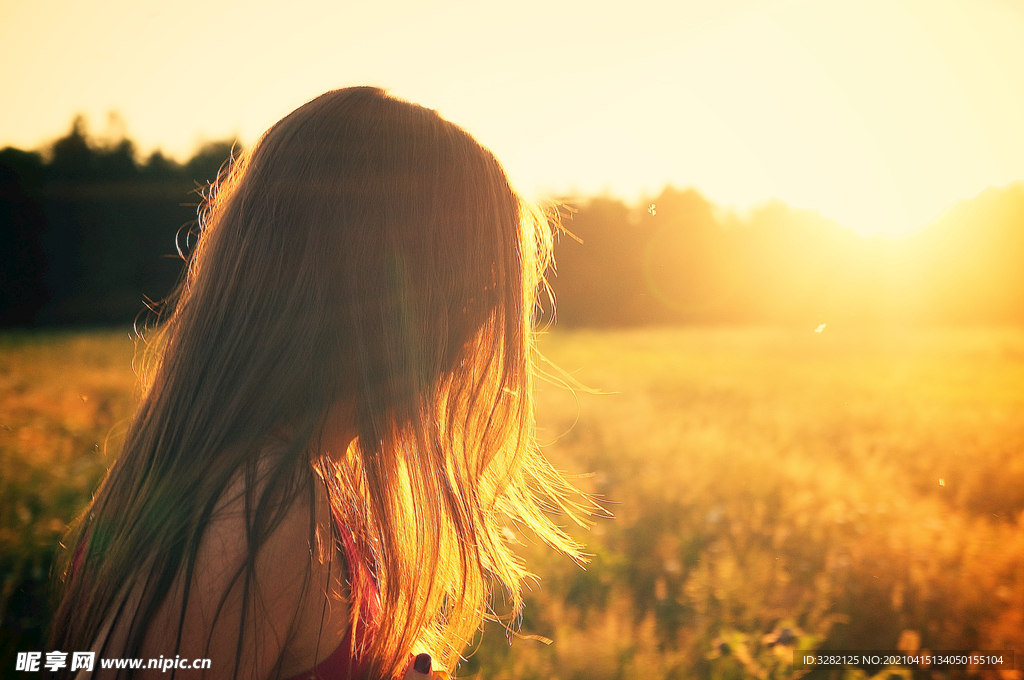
2, 0, 1023, 237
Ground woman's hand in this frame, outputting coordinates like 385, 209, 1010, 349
401, 652, 451, 679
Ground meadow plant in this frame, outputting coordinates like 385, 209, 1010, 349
3, 327, 1023, 679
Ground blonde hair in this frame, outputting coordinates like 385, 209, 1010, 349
52, 87, 589, 678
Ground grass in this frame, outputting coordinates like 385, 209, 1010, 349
0, 330, 139, 666
2, 326, 1022, 679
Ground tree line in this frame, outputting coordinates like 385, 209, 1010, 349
0, 117, 234, 326
2, 118, 1023, 328
548, 185, 1024, 327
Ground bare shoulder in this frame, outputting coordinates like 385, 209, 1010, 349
127, 449, 351, 679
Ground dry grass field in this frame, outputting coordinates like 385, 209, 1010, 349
0, 330, 139, 665
2, 327, 1023, 679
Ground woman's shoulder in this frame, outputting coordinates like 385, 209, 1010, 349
139, 445, 352, 679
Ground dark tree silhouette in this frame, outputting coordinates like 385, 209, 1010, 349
0, 116, 240, 327
1, 115, 1022, 328
0, 148, 48, 324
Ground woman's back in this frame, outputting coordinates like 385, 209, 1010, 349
87, 447, 354, 679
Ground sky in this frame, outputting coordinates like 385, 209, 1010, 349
2, 0, 1023, 237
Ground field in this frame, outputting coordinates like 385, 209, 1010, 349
2, 327, 1023, 679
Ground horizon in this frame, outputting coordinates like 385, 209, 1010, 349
3, 0, 1024, 238
9, 115, 1022, 244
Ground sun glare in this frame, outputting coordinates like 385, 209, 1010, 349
1, 0, 1022, 238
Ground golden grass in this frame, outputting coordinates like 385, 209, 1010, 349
0, 330, 140, 660
2, 327, 1022, 679
467, 327, 1024, 679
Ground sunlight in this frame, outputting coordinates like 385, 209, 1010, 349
1, 0, 1023, 237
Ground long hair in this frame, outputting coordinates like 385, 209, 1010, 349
50, 87, 589, 678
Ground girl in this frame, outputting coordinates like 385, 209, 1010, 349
50, 87, 589, 679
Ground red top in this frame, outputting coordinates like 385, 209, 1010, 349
285, 506, 379, 680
